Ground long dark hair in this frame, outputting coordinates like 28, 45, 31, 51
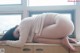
0, 25, 19, 40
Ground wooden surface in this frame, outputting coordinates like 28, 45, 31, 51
0, 43, 73, 53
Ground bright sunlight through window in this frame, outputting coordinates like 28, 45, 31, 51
27, 0, 75, 6
0, 15, 21, 34
0, 0, 21, 5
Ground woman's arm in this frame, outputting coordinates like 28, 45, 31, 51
13, 26, 20, 39
0, 18, 33, 47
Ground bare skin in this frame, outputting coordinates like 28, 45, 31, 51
61, 37, 77, 52
33, 35, 77, 52
12, 14, 77, 51
0, 14, 76, 52
68, 38, 77, 43
33, 15, 76, 52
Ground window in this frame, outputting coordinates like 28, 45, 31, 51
0, 14, 21, 34
27, 0, 75, 6
0, 0, 26, 36
0, 0, 21, 5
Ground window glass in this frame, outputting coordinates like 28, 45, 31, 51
0, 14, 21, 34
27, 0, 75, 6
0, 0, 21, 5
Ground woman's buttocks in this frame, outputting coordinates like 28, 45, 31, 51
43, 13, 74, 29
54, 14, 74, 35
45, 14, 74, 37
33, 13, 74, 39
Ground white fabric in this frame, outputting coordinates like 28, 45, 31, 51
5, 13, 48, 47
27, 14, 46, 42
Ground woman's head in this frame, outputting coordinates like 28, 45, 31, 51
0, 25, 19, 40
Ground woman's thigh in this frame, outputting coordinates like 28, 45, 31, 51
40, 24, 66, 39
36, 14, 74, 39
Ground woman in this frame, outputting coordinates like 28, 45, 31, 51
0, 13, 77, 51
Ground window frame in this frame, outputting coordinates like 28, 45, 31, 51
0, 0, 28, 36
